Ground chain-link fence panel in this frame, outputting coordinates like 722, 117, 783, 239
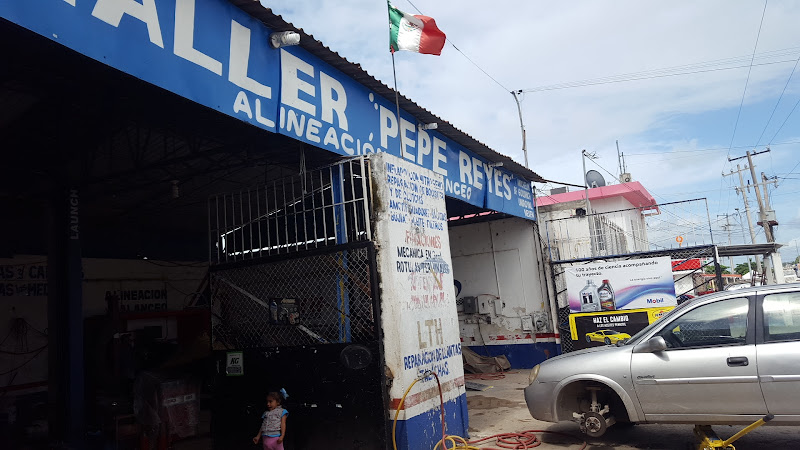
211, 243, 377, 349
544, 198, 712, 261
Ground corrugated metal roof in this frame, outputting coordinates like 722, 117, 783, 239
228, 0, 545, 183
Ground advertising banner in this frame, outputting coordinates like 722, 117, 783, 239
0, 0, 535, 220
565, 256, 676, 313
569, 307, 673, 350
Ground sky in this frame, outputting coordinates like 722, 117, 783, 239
261, 0, 800, 266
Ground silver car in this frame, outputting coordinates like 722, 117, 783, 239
524, 283, 800, 437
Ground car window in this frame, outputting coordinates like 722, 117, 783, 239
656, 297, 748, 349
763, 292, 800, 342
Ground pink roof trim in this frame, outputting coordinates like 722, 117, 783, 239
536, 181, 657, 209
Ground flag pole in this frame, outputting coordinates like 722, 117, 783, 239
390, 50, 405, 154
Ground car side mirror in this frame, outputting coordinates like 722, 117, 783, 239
633, 336, 667, 353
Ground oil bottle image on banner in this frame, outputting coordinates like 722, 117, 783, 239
580, 280, 600, 312
598, 279, 615, 311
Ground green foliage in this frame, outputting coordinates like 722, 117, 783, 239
734, 262, 757, 276
704, 264, 730, 275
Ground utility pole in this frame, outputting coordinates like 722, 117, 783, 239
729, 148, 783, 283
718, 213, 735, 271
582, 149, 595, 257
760, 170, 782, 282
723, 164, 762, 279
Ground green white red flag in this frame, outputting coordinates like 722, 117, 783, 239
388, 3, 446, 55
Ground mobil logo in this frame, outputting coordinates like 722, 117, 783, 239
646, 298, 665, 304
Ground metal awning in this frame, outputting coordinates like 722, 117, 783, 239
716, 243, 783, 258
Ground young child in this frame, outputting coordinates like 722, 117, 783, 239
252, 391, 288, 449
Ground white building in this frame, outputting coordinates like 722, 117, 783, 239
537, 182, 659, 261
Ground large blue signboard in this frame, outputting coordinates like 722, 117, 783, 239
1, 0, 535, 220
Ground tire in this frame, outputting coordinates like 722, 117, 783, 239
604, 337, 611, 345
586, 335, 592, 343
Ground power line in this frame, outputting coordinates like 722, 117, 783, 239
518, 45, 800, 93
522, 59, 795, 93
768, 96, 800, 144
755, 53, 800, 147
727, 0, 769, 158
405, 0, 509, 92
623, 140, 800, 156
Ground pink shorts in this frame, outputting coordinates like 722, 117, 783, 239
262, 436, 284, 450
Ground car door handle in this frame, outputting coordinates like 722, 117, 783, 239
727, 356, 749, 366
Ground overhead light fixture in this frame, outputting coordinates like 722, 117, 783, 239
270, 31, 300, 49
488, 161, 504, 168
420, 122, 438, 130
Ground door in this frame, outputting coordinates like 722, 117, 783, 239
757, 290, 800, 417
631, 296, 767, 418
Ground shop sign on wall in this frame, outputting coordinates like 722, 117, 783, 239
565, 256, 676, 313
569, 307, 673, 350
1, 0, 535, 220
0, 262, 48, 297
104, 283, 169, 313
372, 152, 465, 420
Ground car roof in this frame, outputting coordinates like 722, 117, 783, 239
689, 282, 800, 303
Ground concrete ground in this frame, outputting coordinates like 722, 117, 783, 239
465, 370, 800, 450
169, 370, 800, 449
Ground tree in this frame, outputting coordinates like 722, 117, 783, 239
734, 261, 757, 276
705, 264, 730, 275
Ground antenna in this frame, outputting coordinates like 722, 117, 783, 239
585, 170, 606, 188
616, 140, 627, 174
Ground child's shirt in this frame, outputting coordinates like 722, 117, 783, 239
260, 408, 288, 437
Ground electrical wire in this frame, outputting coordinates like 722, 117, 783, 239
768, 96, 800, 144
404, 0, 510, 93
727, 0, 769, 159
754, 54, 800, 148
522, 58, 796, 93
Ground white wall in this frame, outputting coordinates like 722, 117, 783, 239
540, 196, 649, 260
450, 218, 551, 346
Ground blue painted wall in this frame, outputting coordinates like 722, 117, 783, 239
468, 342, 560, 369
392, 393, 469, 449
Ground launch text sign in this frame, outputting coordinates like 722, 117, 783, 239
565, 256, 676, 313
1, 0, 535, 220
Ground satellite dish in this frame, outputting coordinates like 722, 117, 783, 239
585, 170, 606, 188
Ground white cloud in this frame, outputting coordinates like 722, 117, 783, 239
263, 0, 800, 247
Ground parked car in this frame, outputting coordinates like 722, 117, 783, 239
585, 330, 631, 345
524, 283, 800, 437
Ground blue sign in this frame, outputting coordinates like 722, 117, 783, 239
1, 0, 535, 220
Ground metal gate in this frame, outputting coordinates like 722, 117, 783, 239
207, 158, 388, 449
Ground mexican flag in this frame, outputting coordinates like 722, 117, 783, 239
388, 3, 446, 55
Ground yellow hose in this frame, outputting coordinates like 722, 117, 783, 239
392, 377, 421, 450
391, 373, 478, 450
